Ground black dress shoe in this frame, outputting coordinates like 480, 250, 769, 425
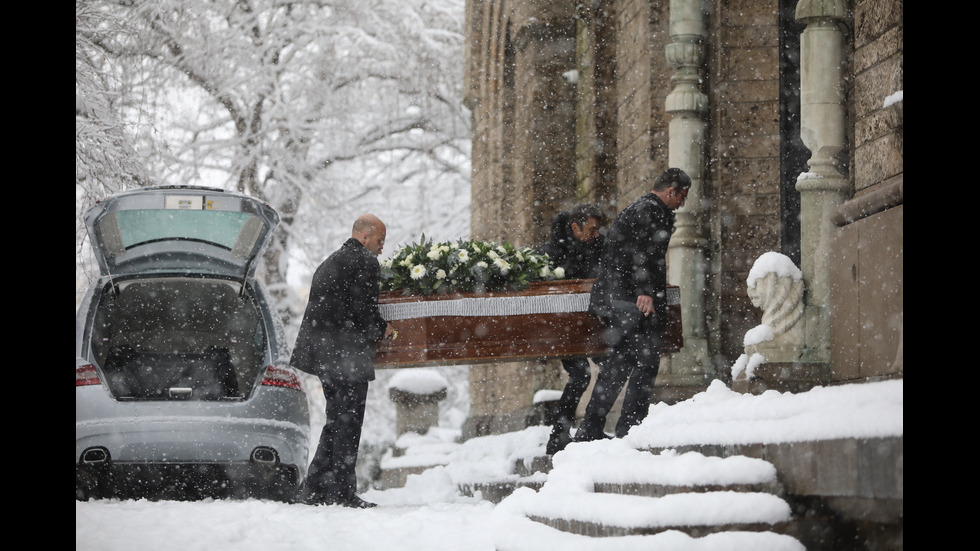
546, 431, 571, 455
290, 488, 314, 505
337, 495, 377, 509
296, 493, 332, 506
571, 428, 615, 443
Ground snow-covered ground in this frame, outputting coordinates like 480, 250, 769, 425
76, 378, 902, 551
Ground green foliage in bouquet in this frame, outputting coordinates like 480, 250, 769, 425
380, 236, 565, 296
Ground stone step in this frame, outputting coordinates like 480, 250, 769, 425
489, 443, 807, 546
377, 465, 433, 490
491, 506, 806, 551
594, 479, 786, 498
512, 489, 794, 538
513, 454, 552, 477
731, 361, 832, 395
511, 454, 786, 500
559, 443, 782, 488
458, 477, 546, 504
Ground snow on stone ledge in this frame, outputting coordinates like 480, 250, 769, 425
387, 368, 449, 395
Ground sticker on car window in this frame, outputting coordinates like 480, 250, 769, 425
165, 195, 203, 210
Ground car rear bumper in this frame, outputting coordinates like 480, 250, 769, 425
76, 414, 309, 465
75, 458, 302, 501
75, 385, 310, 500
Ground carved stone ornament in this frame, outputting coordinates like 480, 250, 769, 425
732, 253, 806, 380
744, 259, 805, 363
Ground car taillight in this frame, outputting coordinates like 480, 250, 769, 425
260, 366, 303, 391
76, 363, 101, 387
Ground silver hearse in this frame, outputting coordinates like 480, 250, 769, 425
76, 186, 309, 501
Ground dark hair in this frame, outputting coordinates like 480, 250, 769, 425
568, 203, 604, 227
652, 168, 692, 192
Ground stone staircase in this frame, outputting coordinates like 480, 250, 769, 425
486, 435, 902, 551
490, 442, 806, 550
376, 379, 902, 550
376, 431, 901, 550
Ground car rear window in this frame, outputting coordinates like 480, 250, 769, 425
115, 209, 254, 251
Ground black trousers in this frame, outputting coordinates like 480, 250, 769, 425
549, 357, 592, 429
576, 318, 662, 440
546, 357, 596, 453
301, 376, 369, 503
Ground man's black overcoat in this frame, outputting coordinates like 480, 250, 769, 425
589, 193, 675, 324
290, 238, 388, 382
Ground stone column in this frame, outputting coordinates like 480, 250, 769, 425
662, 0, 713, 388
794, 0, 851, 364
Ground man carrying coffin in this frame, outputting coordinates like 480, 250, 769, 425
575, 168, 691, 441
537, 203, 605, 454
291, 214, 394, 508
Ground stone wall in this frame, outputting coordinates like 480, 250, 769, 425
511, 13, 578, 244
613, 0, 671, 206
572, 3, 618, 211
706, 0, 785, 364
466, 0, 515, 243
829, 0, 903, 381
467, 0, 581, 247
851, 0, 903, 194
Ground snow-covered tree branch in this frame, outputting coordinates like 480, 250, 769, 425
75, 0, 471, 323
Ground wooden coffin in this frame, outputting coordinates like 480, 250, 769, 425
375, 280, 682, 368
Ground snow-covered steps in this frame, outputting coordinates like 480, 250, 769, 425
492, 504, 805, 551
550, 439, 784, 494
576, 443, 786, 498
492, 488, 802, 549
523, 489, 792, 537
458, 476, 546, 504
491, 439, 803, 549
377, 432, 459, 489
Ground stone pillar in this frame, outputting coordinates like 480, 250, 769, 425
388, 370, 449, 437
662, 0, 713, 387
794, 0, 851, 364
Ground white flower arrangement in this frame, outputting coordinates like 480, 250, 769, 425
380, 236, 563, 296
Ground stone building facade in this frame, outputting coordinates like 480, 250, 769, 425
461, 0, 903, 436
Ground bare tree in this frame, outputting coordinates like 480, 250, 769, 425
75, 0, 470, 322
76, 1, 157, 301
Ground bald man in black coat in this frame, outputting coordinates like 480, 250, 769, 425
291, 213, 392, 508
